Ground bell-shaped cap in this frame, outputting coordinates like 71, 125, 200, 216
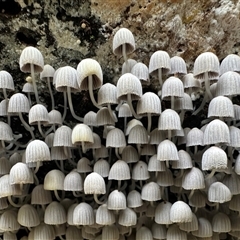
73, 202, 94, 225
117, 73, 142, 101
19, 46, 44, 73
112, 28, 135, 56
193, 52, 219, 79
149, 50, 171, 76
77, 58, 103, 91
170, 201, 192, 223
84, 172, 106, 195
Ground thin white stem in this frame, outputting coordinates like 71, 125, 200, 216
30, 63, 40, 104
67, 86, 83, 122
47, 77, 55, 110
127, 93, 140, 119
19, 112, 35, 139
147, 112, 152, 133
62, 92, 67, 123
158, 68, 163, 88
88, 75, 100, 109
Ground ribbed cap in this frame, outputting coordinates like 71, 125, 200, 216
0, 70, 14, 91
112, 28, 135, 56
84, 172, 106, 194
19, 46, 44, 73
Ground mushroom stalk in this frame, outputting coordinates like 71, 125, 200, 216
67, 87, 84, 122
88, 75, 101, 109
47, 76, 55, 110
30, 63, 40, 104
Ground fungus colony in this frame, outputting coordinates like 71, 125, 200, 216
0, 27, 239, 240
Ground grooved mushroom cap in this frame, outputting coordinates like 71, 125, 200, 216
0, 157, 11, 176
25, 139, 51, 163
96, 107, 115, 126
149, 50, 171, 76
203, 119, 230, 145
77, 58, 103, 90
118, 103, 132, 117
9, 162, 34, 185
202, 146, 228, 171
44, 169, 65, 190
0, 99, 8, 116
44, 201, 67, 225
161, 76, 184, 100
102, 225, 120, 240
48, 109, 62, 125
136, 226, 153, 240
84, 172, 106, 194
128, 125, 148, 144
167, 224, 187, 240
84, 111, 97, 127
77, 157, 92, 173
158, 109, 181, 131
216, 71, 240, 97
116, 73, 142, 101
186, 127, 204, 146
157, 139, 179, 161
73, 202, 94, 226
182, 167, 205, 190
0, 210, 20, 232
174, 93, 193, 111
98, 83, 118, 106
212, 212, 231, 233
0, 70, 14, 91
22, 82, 34, 93
193, 52, 219, 79
229, 125, 240, 148
179, 212, 198, 232
155, 201, 173, 225
17, 204, 40, 227
33, 223, 55, 240
0, 121, 13, 142
131, 62, 149, 83
96, 204, 115, 225
127, 190, 143, 208
31, 184, 52, 205
122, 59, 137, 74
192, 218, 213, 238
220, 54, 240, 75
137, 92, 161, 115
107, 190, 126, 210
29, 104, 49, 125
122, 145, 139, 163
112, 28, 135, 56
170, 201, 192, 223
118, 207, 137, 227
40, 64, 55, 80
108, 160, 130, 180
156, 168, 174, 187
53, 125, 73, 147
55, 65, 79, 92
170, 56, 187, 75
182, 73, 201, 91
208, 96, 234, 119
106, 127, 126, 148
141, 182, 161, 201
93, 159, 110, 177
64, 170, 83, 192
132, 161, 150, 180
19, 46, 44, 73
208, 182, 232, 203
148, 154, 166, 172
72, 123, 94, 144
152, 223, 167, 240
172, 150, 193, 169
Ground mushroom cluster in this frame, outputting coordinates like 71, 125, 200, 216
0, 28, 239, 240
